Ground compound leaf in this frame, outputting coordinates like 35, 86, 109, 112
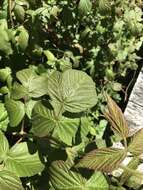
76, 148, 127, 173
128, 129, 143, 156
104, 96, 129, 139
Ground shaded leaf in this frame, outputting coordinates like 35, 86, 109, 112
49, 160, 108, 190
32, 102, 80, 145
0, 170, 24, 190
104, 95, 129, 139
76, 148, 127, 172
5, 99, 25, 127
128, 129, 143, 156
4, 142, 44, 177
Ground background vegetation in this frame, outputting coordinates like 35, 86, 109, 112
0, 0, 143, 189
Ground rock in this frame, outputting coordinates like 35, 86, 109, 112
124, 67, 143, 136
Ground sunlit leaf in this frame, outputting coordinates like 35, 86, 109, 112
5, 99, 25, 127
0, 170, 24, 190
48, 69, 97, 113
0, 103, 9, 131
128, 129, 143, 156
4, 142, 44, 177
0, 131, 9, 162
76, 148, 127, 172
49, 160, 108, 190
78, 0, 92, 15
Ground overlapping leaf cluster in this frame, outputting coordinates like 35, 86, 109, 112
0, 0, 143, 189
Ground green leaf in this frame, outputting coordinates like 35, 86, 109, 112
0, 131, 9, 162
0, 170, 24, 190
78, 0, 92, 15
4, 142, 44, 177
49, 160, 108, 190
32, 102, 80, 145
31, 102, 57, 137
11, 82, 28, 100
0, 22, 13, 55
48, 69, 97, 113
14, 4, 25, 22
5, 99, 25, 127
128, 129, 143, 156
52, 117, 80, 146
0, 67, 11, 82
25, 99, 37, 119
16, 69, 48, 98
104, 96, 129, 139
0, 103, 9, 131
17, 26, 29, 51
76, 148, 127, 173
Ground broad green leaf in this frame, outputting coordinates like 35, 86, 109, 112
0, 170, 24, 190
32, 102, 80, 145
25, 100, 37, 119
0, 131, 9, 162
0, 23, 13, 55
0, 103, 9, 131
4, 142, 44, 177
0, 67, 11, 82
128, 129, 143, 156
11, 82, 28, 100
78, 0, 92, 15
5, 99, 25, 127
52, 117, 80, 146
31, 102, 57, 137
76, 148, 127, 173
17, 26, 29, 51
14, 4, 25, 22
48, 69, 97, 113
16, 69, 48, 98
104, 96, 129, 139
49, 160, 108, 190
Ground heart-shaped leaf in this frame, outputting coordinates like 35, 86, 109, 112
76, 148, 127, 173
48, 69, 97, 113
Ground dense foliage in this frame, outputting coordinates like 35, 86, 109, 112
0, 0, 143, 189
